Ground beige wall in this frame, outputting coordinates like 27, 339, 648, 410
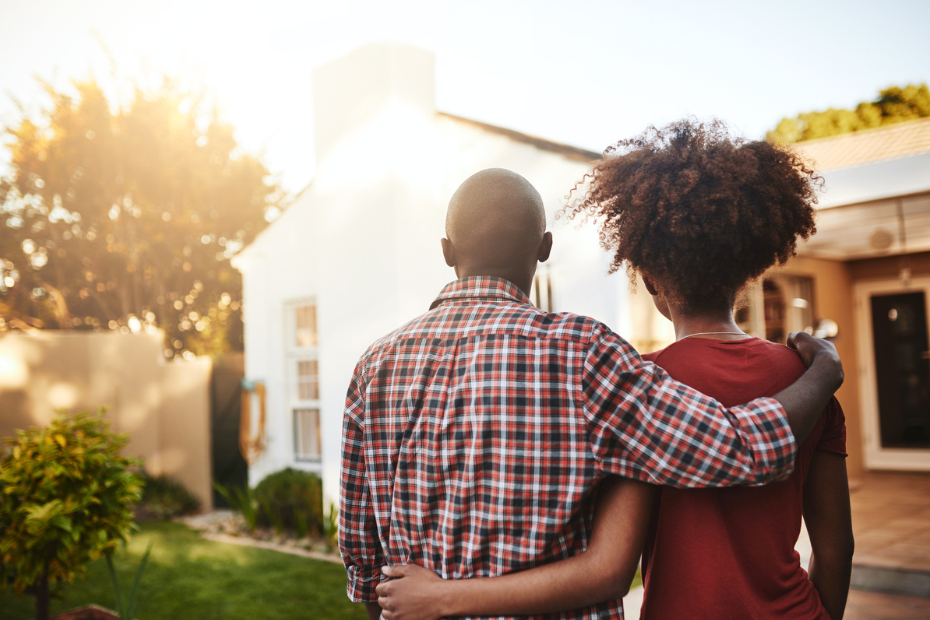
848, 251, 930, 281
0, 331, 212, 509
772, 256, 863, 478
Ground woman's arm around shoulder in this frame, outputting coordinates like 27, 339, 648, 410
376, 476, 654, 620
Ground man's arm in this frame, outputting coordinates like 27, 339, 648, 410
341, 368, 386, 609
376, 477, 654, 620
775, 332, 844, 444
584, 331, 843, 488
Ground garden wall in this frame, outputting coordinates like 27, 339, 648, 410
0, 330, 212, 509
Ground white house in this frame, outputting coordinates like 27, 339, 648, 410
231, 43, 662, 503
234, 42, 930, 503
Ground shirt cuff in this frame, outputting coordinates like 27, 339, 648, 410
346, 564, 383, 602
730, 396, 798, 484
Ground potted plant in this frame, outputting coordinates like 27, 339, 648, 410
0, 409, 143, 620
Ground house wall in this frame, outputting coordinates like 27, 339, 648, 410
0, 331, 213, 508
235, 45, 633, 504
847, 251, 930, 281
772, 255, 864, 478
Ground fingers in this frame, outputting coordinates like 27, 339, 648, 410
382, 564, 408, 578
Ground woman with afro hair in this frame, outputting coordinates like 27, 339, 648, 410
375, 119, 854, 620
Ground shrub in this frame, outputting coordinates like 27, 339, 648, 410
253, 468, 323, 537
137, 471, 201, 520
0, 409, 142, 620
213, 482, 259, 532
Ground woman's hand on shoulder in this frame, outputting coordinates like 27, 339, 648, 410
376, 564, 447, 620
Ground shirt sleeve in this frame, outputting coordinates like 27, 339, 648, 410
582, 330, 798, 488
814, 397, 847, 457
339, 365, 385, 602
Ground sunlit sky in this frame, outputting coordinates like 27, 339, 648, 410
2, 0, 929, 194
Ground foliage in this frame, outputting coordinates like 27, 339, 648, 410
136, 471, 200, 521
767, 83, 930, 144
0, 410, 143, 620
252, 468, 323, 537
0, 78, 285, 357
106, 541, 154, 620
323, 501, 339, 552
212, 482, 259, 532
0, 522, 367, 620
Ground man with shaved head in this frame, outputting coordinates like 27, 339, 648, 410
340, 169, 842, 620
442, 168, 551, 294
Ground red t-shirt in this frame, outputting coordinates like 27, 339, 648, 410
640, 337, 846, 620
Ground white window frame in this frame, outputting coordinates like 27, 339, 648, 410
285, 299, 322, 464
531, 264, 554, 312
854, 276, 930, 471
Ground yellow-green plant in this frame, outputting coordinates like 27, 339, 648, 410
0, 409, 143, 620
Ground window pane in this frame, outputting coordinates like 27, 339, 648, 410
295, 303, 317, 347
294, 408, 321, 460
296, 359, 319, 400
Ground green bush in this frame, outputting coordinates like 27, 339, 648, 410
253, 468, 323, 537
0, 409, 142, 620
137, 471, 201, 520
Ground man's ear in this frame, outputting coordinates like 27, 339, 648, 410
441, 237, 456, 268
642, 274, 659, 296
537, 231, 553, 263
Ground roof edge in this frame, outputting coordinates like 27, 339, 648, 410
436, 112, 602, 163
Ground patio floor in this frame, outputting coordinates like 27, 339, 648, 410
842, 471, 930, 620
849, 472, 930, 574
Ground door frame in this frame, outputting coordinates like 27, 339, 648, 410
854, 276, 930, 471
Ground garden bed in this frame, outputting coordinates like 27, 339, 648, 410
176, 510, 340, 561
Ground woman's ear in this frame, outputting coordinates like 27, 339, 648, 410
642, 275, 659, 296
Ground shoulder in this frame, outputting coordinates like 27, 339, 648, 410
542, 311, 613, 343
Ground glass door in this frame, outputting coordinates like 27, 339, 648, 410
869, 292, 930, 449
855, 277, 930, 471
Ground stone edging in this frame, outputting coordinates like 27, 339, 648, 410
200, 532, 344, 565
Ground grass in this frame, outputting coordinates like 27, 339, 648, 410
0, 522, 367, 620
1, 521, 643, 619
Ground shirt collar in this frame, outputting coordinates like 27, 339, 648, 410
429, 276, 531, 310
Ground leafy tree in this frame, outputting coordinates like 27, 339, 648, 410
767, 83, 930, 144
0, 410, 143, 620
0, 78, 283, 357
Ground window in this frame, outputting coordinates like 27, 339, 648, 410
295, 303, 318, 347
736, 275, 815, 344
294, 408, 322, 461
296, 359, 319, 400
531, 266, 554, 312
287, 300, 321, 462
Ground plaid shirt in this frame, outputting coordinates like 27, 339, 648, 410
340, 277, 796, 619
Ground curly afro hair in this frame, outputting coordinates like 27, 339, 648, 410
561, 118, 820, 312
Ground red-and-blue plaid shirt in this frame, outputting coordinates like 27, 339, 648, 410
340, 277, 796, 619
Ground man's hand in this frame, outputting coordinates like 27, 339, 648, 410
786, 332, 844, 391
376, 565, 446, 620
773, 332, 845, 445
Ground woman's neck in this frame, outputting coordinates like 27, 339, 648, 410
668, 307, 747, 341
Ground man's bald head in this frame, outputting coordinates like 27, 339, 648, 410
442, 169, 552, 294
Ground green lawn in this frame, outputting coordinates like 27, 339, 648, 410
2, 522, 643, 619
1, 522, 367, 620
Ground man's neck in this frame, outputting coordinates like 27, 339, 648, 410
456, 269, 533, 298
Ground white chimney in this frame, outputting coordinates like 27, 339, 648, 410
312, 43, 436, 165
